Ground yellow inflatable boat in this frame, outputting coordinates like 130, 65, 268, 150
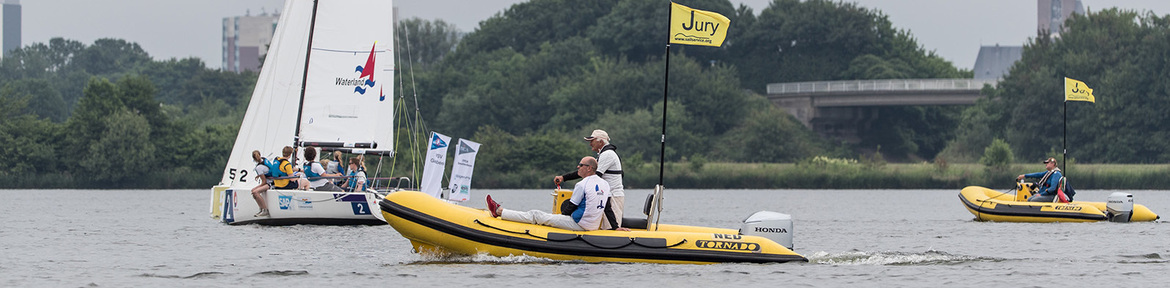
959, 182, 1158, 222
379, 190, 807, 264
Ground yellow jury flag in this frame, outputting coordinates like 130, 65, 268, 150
1064, 77, 1096, 103
669, 2, 730, 47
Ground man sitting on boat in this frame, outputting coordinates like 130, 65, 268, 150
553, 129, 625, 229
488, 156, 611, 231
1017, 157, 1063, 202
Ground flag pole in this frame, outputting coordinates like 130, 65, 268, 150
658, 6, 672, 188
1063, 99, 1067, 172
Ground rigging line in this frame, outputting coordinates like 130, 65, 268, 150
400, 22, 429, 182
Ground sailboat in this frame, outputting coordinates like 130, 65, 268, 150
209, 0, 397, 225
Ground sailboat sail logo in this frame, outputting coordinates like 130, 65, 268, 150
351, 42, 384, 101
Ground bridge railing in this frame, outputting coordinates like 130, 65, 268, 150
767, 79, 998, 95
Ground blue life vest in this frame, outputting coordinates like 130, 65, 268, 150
267, 157, 290, 178
303, 161, 321, 178
346, 166, 367, 192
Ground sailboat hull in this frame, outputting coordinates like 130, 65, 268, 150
212, 186, 386, 226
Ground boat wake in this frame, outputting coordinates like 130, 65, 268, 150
406, 252, 569, 265
807, 250, 1004, 266
1117, 253, 1167, 264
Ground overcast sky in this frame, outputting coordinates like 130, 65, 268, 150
11, 0, 1170, 70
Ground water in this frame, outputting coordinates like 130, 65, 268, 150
2, 188, 1167, 287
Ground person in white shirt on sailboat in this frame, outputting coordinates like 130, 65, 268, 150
303, 147, 343, 192
250, 150, 274, 217
553, 129, 625, 230
341, 157, 368, 192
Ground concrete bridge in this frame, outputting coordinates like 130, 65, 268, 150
766, 79, 996, 143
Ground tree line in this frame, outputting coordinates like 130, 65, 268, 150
4, 1, 1165, 189
0, 38, 253, 188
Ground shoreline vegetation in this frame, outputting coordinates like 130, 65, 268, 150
5, 162, 1168, 190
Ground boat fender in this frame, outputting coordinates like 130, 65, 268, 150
740, 211, 795, 250
1106, 192, 1134, 223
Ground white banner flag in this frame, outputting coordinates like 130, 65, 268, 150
447, 139, 482, 202
420, 132, 450, 199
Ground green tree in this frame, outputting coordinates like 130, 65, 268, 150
457, 0, 618, 55
980, 138, 1014, 171
949, 9, 1170, 163
79, 109, 156, 184
397, 18, 461, 70
586, 0, 736, 63
0, 79, 68, 122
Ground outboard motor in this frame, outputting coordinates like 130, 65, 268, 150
1106, 192, 1135, 223
739, 211, 794, 250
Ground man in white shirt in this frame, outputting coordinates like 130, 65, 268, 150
489, 156, 610, 231
553, 129, 625, 229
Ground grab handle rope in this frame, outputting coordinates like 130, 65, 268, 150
474, 219, 687, 249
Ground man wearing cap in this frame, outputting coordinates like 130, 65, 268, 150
554, 129, 625, 230
1017, 157, 1063, 202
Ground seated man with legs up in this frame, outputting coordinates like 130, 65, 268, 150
486, 156, 611, 231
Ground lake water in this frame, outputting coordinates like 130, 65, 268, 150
2, 188, 1167, 287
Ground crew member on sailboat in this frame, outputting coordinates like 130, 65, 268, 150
303, 147, 343, 191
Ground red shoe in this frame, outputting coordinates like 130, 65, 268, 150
486, 195, 501, 218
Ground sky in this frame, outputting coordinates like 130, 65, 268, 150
9, 0, 1170, 70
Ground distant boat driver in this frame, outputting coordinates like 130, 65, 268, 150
488, 156, 611, 231
1017, 157, 1063, 202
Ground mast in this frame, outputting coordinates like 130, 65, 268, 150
293, 0, 321, 155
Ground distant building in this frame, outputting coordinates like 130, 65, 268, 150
2, 0, 19, 57
971, 0, 1084, 79
1038, 0, 1084, 36
223, 10, 278, 72
973, 45, 1024, 80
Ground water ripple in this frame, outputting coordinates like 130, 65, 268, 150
254, 270, 309, 276
807, 250, 1006, 266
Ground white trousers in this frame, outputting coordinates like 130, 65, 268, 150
500, 209, 584, 231
601, 196, 624, 230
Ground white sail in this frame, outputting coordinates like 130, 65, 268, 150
299, 1, 395, 152
218, 0, 314, 187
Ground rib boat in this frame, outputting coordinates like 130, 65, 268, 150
958, 182, 1158, 222
379, 190, 807, 264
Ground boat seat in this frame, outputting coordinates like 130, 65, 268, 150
622, 217, 648, 229
612, 193, 656, 230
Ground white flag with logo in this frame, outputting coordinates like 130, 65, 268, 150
447, 139, 481, 202
421, 131, 450, 199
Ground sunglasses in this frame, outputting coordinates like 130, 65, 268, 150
578, 163, 591, 167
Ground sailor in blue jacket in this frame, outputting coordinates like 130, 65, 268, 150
1017, 157, 1062, 202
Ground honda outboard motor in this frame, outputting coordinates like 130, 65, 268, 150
1107, 192, 1135, 223
739, 211, 794, 250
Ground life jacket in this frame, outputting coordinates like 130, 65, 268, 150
1036, 168, 1061, 196
303, 161, 321, 178
346, 166, 367, 192
597, 144, 623, 176
271, 157, 293, 187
